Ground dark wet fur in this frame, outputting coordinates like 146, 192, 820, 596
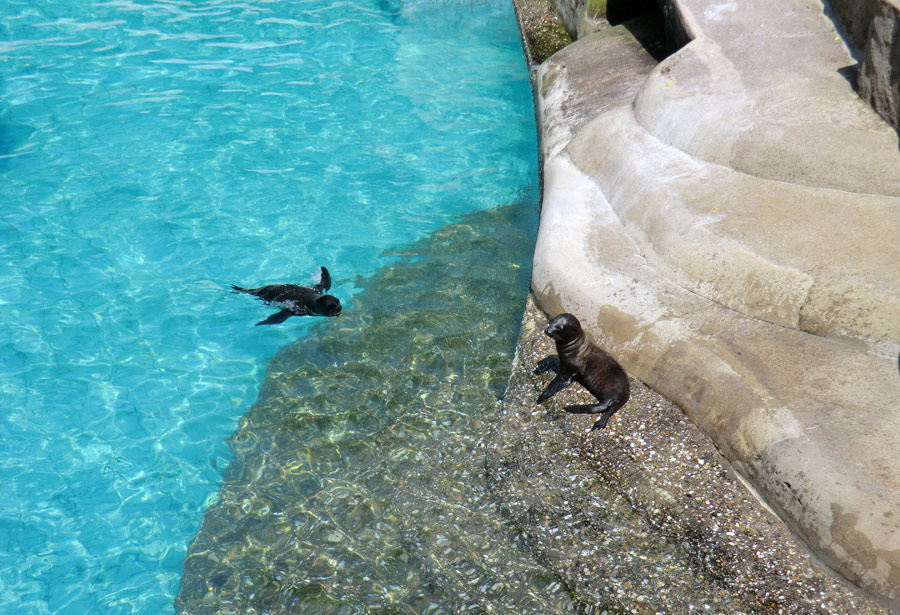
231, 266, 342, 325
534, 313, 630, 430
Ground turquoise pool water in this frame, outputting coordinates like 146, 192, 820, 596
0, 1, 538, 613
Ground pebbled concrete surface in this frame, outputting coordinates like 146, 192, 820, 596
523, 0, 900, 607
487, 296, 890, 614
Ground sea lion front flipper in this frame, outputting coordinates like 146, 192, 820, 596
255, 309, 294, 326
533, 355, 560, 375
312, 266, 331, 293
537, 372, 573, 403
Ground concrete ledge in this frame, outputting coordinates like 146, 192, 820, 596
632, 10, 900, 196
568, 105, 900, 350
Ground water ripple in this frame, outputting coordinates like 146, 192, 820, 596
0, 0, 537, 613
34, 18, 127, 30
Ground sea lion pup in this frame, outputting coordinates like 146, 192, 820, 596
231, 266, 342, 326
534, 313, 630, 431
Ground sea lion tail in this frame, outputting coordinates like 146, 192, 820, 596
230, 285, 250, 294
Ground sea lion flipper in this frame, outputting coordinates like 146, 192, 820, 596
255, 309, 294, 326
533, 355, 560, 375
563, 403, 604, 414
589, 405, 621, 431
312, 266, 331, 293
537, 372, 572, 403
564, 399, 623, 431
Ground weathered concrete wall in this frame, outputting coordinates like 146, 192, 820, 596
831, 0, 900, 130
548, 0, 662, 38
547, 0, 603, 37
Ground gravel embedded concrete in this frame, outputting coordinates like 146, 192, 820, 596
488, 296, 889, 614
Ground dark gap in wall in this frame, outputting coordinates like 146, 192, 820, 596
606, 0, 687, 61
605, 0, 657, 24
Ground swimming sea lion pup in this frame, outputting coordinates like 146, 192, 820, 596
231, 266, 342, 325
534, 313, 630, 431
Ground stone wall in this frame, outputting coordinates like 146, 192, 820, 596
830, 0, 900, 131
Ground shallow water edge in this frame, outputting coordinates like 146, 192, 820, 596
175, 199, 585, 614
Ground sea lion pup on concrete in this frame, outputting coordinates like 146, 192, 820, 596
231, 266, 342, 325
534, 313, 630, 431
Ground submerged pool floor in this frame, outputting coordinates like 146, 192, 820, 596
0, 0, 537, 613
176, 201, 582, 614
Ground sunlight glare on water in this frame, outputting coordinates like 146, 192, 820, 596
0, 0, 538, 613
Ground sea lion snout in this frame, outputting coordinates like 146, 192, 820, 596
545, 313, 580, 340
317, 294, 342, 316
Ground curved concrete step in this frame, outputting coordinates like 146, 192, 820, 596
532, 152, 900, 607
634, 0, 900, 196
567, 104, 900, 352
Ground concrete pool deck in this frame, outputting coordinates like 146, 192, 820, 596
517, 0, 900, 607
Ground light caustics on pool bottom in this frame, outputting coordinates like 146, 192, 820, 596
0, 0, 539, 613
176, 201, 584, 614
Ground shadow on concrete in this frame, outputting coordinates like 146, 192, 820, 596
606, 0, 658, 24
608, 0, 687, 60
820, 0, 864, 62
619, 13, 668, 61
837, 63, 860, 88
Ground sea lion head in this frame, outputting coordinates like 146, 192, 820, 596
545, 313, 583, 341
314, 294, 342, 316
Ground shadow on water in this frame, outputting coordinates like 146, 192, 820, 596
0, 105, 36, 173
375, 0, 402, 22
175, 197, 586, 614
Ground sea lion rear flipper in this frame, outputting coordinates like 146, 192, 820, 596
312, 266, 331, 293
564, 403, 604, 414
533, 355, 560, 375
537, 372, 572, 402
564, 400, 622, 431
255, 309, 294, 326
